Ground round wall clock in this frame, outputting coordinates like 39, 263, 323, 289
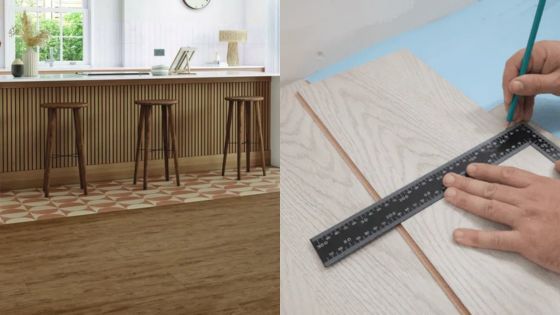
183, 0, 211, 9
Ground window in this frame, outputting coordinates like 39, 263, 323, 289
11, 0, 89, 66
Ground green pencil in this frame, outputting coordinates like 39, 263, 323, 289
506, 0, 547, 122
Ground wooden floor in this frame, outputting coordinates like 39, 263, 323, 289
282, 50, 560, 314
0, 193, 279, 314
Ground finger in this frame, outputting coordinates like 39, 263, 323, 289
521, 97, 535, 122
466, 164, 536, 187
443, 173, 523, 205
444, 188, 521, 226
503, 49, 525, 106
509, 73, 560, 96
555, 160, 560, 173
512, 98, 530, 123
453, 229, 522, 253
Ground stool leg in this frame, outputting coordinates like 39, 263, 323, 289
143, 107, 152, 190
222, 102, 234, 176
245, 101, 252, 173
133, 107, 145, 185
43, 109, 56, 197
237, 101, 242, 180
255, 102, 267, 176
162, 106, 170, 181
168, 106, 181, 186
73, 108, 88, 195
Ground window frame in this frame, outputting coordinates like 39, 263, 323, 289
4, 0, 91, 67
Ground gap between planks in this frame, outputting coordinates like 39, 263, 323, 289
295, 89, 470, 315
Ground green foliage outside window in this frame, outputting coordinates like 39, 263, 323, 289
14, 11, 84, 62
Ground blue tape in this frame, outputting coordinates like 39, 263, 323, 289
306, 0, 560, 135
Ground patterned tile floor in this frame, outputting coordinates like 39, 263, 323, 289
0, 168, 280, 225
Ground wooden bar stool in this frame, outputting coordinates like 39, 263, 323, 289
221, 96, 267, 180
133, 99, 180, 190
41, 102, 88, 197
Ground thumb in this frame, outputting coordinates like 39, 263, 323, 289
556, 160, 560, 173
509, 74, 560, 96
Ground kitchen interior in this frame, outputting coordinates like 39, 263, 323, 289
0, 0, 280, 313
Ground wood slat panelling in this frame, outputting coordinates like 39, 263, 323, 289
0, 80, 271, 175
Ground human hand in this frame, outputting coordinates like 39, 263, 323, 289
442, 162, 560, 273
503, 40, 560, 122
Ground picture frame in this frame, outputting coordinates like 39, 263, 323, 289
169, 47, 197, 75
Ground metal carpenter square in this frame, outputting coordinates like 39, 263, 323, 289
311, 124, 560, 267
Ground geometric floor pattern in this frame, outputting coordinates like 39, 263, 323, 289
0, 168, 280, 225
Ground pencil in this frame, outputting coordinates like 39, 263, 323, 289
506, 0, 547, 122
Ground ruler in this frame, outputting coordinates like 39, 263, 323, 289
311, 123, 560, 267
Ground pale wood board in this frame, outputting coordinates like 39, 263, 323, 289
298, 50, 560, 313
280, 81, 456, 314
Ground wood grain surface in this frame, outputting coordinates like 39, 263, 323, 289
0, 79, 271, 190
298, 50, 560, 313
0, 193, 279, 314
280, 81, 456, 314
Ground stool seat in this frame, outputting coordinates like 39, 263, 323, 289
135, 99, 178, 106
225, 96, 264, 102
41, 102, 88, 109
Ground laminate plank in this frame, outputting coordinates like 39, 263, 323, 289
280, 81, 456, 314
299, 50, 560, 313
0, 193, 279, 314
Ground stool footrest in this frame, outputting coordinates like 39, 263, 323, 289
51, 154, 79, 159
139, 148, 173, 152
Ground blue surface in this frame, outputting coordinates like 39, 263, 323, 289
307, 0, 560, 135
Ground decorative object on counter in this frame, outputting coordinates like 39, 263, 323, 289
133, 99, 181, 190
183, 0, 210, 9
169, 47, 196, 75
151, 65, 169, 76
11, 59, 24, 78
22, 47, 40, 77
215, 51, 221, 65
9, 11, 49, 77
219, 30, 247, 67
47, 47, 55, 67
222, 96, 267, 180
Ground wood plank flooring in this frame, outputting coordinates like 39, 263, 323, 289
297, 50, 560, 313
280, 81, 456, 314
0, 193, 279, 314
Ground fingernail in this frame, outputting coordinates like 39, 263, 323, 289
511, 80, 524, 92
454, 230, 464, 242
467, 164, 477, 174
443, 174, 455, 186
444, 188, 456, 198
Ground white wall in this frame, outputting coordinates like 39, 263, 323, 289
0, 0, 4, 68
122, 0, 245, 67
90, 0, 122, 67
1, 0, 279, 70
245, 0, 279, 73
281, 0, 475, 84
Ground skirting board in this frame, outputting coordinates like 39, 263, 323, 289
0, 152, 271, 191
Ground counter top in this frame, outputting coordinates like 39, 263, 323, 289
0, 71, 278, 84
0, 65, 266, 76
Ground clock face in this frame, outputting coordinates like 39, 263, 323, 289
183, 0, 210, 9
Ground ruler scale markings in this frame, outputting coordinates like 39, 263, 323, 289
311, 123, 560, 267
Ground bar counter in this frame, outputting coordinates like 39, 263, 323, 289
0, 71, 278, 190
